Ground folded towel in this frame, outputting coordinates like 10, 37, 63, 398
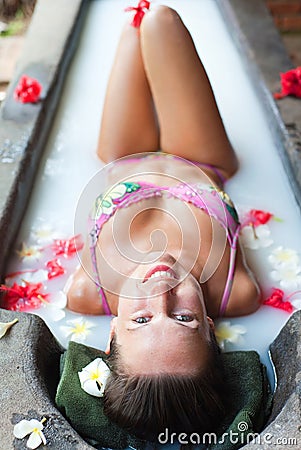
55, 342, 272, 449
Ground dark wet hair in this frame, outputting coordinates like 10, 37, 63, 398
103, 330, 227, 442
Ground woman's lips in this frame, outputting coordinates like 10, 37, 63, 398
143, 265, 177, 283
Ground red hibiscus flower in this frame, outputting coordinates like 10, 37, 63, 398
14, 75, 42, 104
0, 282, 48, 311
46, 259, 65, 279
263, 288, 293, 313
125, 0, 150, 27
249, 209, 273, 226
274, 67, 301, 100
51, 234, 84, 258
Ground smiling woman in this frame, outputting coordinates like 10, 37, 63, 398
65, 2, 260, 442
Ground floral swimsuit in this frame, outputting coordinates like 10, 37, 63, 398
88, 166, 241, 317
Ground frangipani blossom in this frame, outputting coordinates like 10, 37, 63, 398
17, 243, 42, 263
30, 224, 61, 244
60, 317, 96, 343
78, 358, 110, 397
40, 291, 67, 322
271, 265, 301, 290
0, 318, 18, 338
240, 224, 273, 250
13, 418, 46, 449
5, 269, 48, 286
268, 246, 300, 268
214, 321, 246, 350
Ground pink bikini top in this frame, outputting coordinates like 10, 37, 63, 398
88, 181, 241, 317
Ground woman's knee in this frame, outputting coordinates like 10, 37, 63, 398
141, 5, 182, 36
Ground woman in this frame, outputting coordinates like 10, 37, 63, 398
66, 3, 261, 441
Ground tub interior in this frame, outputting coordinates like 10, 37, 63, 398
3, 0, 301, 408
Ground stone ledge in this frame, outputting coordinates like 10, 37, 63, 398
217, 0, 301, 210
0, 0, 89, 279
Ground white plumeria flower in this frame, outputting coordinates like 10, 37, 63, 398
13, 418, 47, 449
268, 246, 300, 268
94, 183, 127, 217
271, 265, 301, 290
60, 317, 96, 343
17, 243, 42, 263
240, 224, 273, 250
0, 318, 18, 339
41, 291, 67, 322
215, 321, 246, 350
78, 358, 111, 397
30, 224, 61, 244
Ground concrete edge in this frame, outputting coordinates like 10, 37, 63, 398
0, 0, 89, 279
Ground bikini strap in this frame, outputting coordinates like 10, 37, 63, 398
218, 226, 241, 317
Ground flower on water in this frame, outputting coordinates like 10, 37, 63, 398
46, 259, 65, 279
125, 0, 150, 28
31, 224, 60, 244
240, 224, 273, 250
17, 243, 42, 263
0, 282, 48, 312
263, 288, 294, 313
60, 317, 96, 343
268, 246, 300, 268
41, 291, 67, 322
247, 209, 273, 226
214, 321, 246, 350
14, 75, 42, 104
274, 66, 301, 100
13, 418, 46, 449
0, 318, 18, 338
271, 265, 301, 290
5, 269, 48, 286
51, 234, 84, 258
78, 358, 111, 397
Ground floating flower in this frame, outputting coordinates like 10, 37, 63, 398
14, 75, 42, 104
274, 66, 301, 100
0, 282, 48, 311
40, 291, 67, 322
31, 223, 60, 244
46, 259, 65, 279
0, 318, 18, 338
263, 288, 294, 313
60, 317, 96, 343
13, 418, 46, 449
78, 358, 111, 397
214, 321, 246, 350
271, 265, 301, 290
268, 246, 300, 268
51, 234, 84, 258
17, 243, 42, 263
125, 0, 150, 27
240, 224, 273, 250
248, 209, 273, 226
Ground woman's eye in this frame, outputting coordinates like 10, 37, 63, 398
134, 317, 150, 324
174, 314, 193, 322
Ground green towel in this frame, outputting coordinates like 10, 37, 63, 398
55, 341, 272, 449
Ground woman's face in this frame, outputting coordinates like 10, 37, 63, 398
110, 253, 214, 375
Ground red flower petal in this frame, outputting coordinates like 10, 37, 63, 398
249, 209, 273, 226
51, 234, 84, 258
0, 281, 48, 311
263, 288, 293, 313
274, 66, 301, 100
125, 0, 150, 27
46, 258, 66, 279
14, 75, 42, 104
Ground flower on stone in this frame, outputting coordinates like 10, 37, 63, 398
271, 265, 301, 290
0, 282, 48, 312
13, 418, 46, 449
60, 317, 96, 343
51, 234, 84, 258
78, 358, 111, 397
94, 183, 127, 218
17, 243, 42, 263
268, 246, 300, 268
14, 74, 42, 104
240, 224, 273, 250
214, 321, 246, 350
0, 318, 18, 338
274, 66, 301, 99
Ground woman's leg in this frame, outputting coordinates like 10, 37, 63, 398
140, 6, 238, 179
97, 23, 159, 162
